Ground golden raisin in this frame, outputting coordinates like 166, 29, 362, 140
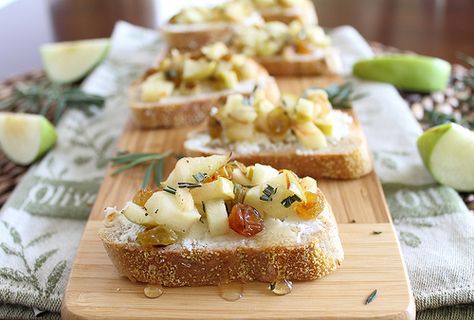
293, 39, 314, 54
266, 107, 291, 136
229, 203, 264, 237
137, 225, 178, 247
295, 190, 325, 220
208, 115, 223, 139
132, 188, 155, 207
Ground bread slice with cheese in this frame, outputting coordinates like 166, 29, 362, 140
184, 89, 372, 179
162, 2, 263, 51
129, 43, 279, 128
231, 20, 342, 76
99, 155, 344, 286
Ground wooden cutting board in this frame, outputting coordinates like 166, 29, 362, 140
62, 76, 415, 319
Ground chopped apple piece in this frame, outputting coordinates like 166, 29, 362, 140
122, 202, 157, 227
232, 168, 252, 186
305, 89, 332, 116
282, 169, 306, 203
216, 70, 239, 89
144, 191, 200, 233
182, 58, 216, 81
293, 121, 327, 149
248, 164, 279, 185
228, 106, 257, 124
225, 123, 255, 141
141, 80, 174, 102
175, 188, 195, 211
294, 98, 314, 122
163, 154, 230, 188
190, 177, 235, 203
300, 176, 318, 193
204, 199, 230, 236
202, 42, 229, 60
314, 118, 334, 136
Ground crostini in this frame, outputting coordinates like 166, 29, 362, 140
162, 1, 264, 51
230, 20, 342, 76
99, 154, 344, 287
129, 43, 279, 128
250, 0, 318, 25
185, 89, 372, 179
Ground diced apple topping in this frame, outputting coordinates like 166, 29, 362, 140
231, 20, 331, 57
204, 199, 230, 236
116, 156, 325, 246
210, 88, 338, 149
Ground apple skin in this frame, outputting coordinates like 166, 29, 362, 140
353, 55, 451, 92
417, 122, 474, 192
416, 122, 452, 172
0, 113, 57, 165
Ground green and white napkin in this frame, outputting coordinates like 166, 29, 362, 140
0, 22, 472, 319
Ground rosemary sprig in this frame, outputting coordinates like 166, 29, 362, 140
192, 172, 208, 183
110, 151, 173, 188
281, 194, 302, 208
177, 182, 202, 188
260, 184, 277, 201
0, 81, 105, 123
305, 82, 367, 109
365, 289, 378, 304
163, 186, 177, 195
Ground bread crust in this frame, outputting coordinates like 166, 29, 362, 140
99, 204, 343, 287
161, 23, 234, 51
184, 119, 372, 179
256, 48, 342, 76
129, 61, 280, 129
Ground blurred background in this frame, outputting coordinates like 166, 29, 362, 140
0, 0, 473, 80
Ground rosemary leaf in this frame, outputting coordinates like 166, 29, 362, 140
110, 151, 172, 187
0, 81, 105, 123
142, 162, 155, 188
365, 289, 378, 304
305, 82, 367, 109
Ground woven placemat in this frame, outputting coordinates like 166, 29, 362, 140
0, 47, 472, 210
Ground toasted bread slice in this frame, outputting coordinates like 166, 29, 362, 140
184, 116, 372, 179
99, 198, 343, 287
129, 62, 279, 129
162, 13, 263, 51
256, 48, 343, 76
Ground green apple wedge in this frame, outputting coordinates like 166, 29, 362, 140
0, 113, 57, 165
353, 54, 451, 92
41, 38, 110, 84
417, 122, 474, 191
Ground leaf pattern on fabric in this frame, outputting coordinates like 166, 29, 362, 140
45, 261, 67, 296
0, 243, 21, 257
34, 249, 58, 272
26, 232, 56, 248
0, 220, 63, 297
399, 231, 422, 248
0, 267, 30, 283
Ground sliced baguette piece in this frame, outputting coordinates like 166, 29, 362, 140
184, 115, 372, 179
128, 62, 279, 129
99, 197, 343, 287
256, 47, 343, 76
162, 13, 264, 51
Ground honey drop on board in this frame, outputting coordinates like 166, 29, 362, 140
144, 285, 163, 298
218, 282, 243, 301
269, 279, 293, 296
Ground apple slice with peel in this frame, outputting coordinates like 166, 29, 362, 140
41, 38, 110, 84
0, 113, 57, 165
417, 122, 474, 191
